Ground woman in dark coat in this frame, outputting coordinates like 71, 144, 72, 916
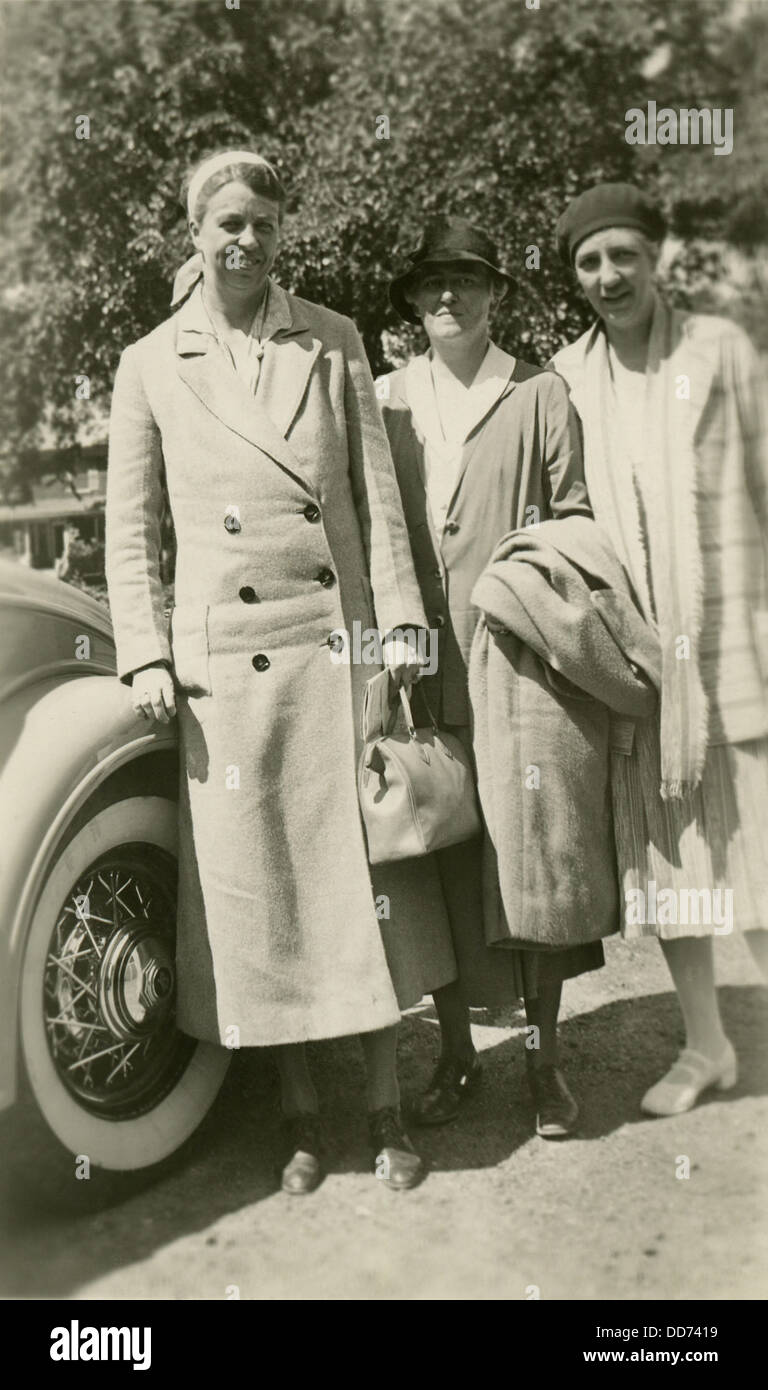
378, 216, 608, 1138
106, 151, 456, 1193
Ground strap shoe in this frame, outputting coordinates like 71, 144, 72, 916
409, 1053, 483, 1126
641, 1042, 737, 1117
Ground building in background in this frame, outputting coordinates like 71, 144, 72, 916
0, 448, 106, 573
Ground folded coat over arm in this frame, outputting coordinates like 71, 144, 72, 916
469, 515, 660, 950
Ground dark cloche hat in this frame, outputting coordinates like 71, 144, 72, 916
555, 182, 667, 266
389, 216, 515, 324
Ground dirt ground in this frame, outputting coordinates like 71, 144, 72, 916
1, 932, 766, 1302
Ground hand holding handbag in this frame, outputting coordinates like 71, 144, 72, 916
358, 680, 481, 863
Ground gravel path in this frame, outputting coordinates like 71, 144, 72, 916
1, 933, 766, 1301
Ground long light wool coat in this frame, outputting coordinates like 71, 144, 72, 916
106, 282, 455, 1047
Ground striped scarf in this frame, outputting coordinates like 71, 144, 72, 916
576, 300, 708, 800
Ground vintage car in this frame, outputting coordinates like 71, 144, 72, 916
0, 559, 230, 1171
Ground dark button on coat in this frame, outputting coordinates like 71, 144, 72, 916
106, 285, 456, 1046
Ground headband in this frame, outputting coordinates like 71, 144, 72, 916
172, 150, 279, 309
186, 150, 276, 221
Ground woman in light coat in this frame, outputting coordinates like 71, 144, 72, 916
378, 216, 609, 1139
551, 181, 768, 1115
106, 150, 456, 1193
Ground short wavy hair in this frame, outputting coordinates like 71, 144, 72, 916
182, 150, 287, 224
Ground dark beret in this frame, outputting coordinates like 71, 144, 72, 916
556, 182, 667, 265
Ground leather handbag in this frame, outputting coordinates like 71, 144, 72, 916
358, 681, 481, 864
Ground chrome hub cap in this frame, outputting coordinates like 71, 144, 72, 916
43, 845, 194, 1118
98, 925, 176, 1041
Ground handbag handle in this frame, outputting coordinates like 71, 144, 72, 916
384, 681, 439, 738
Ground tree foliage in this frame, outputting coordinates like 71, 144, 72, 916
0, 0, 344, 485
0, 0, 765, 493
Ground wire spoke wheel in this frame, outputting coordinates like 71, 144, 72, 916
22, 797, 229, 1171
42, 843, 194, 1119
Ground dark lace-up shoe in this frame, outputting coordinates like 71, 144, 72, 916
279, 1113, 325, 1194
369, 1107, 425, 1190
409, 1053, 483, 1126
527, 1064, 579, 1139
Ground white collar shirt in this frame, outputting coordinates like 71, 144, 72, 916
403, 341, 517, 536
179, 278, 293, 394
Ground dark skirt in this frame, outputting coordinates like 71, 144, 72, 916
434, 832, 603, 1005
433, 723, 604, 1005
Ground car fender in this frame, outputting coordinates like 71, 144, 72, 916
0, 674, 178, 1111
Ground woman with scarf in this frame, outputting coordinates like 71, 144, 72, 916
551, 182, 768, 1115
378, 216, 610, 1139
106, 150, 458, 1193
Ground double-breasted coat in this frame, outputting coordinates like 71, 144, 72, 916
105, 280, 456, 1047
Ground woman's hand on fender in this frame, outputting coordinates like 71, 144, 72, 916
382, 631, 426, 688
131, 664, 177, 723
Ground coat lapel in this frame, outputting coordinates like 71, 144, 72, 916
402, 355, 448, 460
174, 283, 321, 492
447, 350, 518, 515
256, 326, 322, 440
403, 345, 518, 529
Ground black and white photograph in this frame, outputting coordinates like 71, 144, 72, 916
0, 0, 766, 1329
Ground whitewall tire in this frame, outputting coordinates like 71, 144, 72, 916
20, 796, 230, 1171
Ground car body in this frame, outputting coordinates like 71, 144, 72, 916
0, 558, 229, 1169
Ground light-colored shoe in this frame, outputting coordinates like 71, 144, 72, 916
641, 1042, 738, 1117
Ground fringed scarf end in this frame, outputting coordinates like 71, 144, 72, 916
660, 777, 701, 802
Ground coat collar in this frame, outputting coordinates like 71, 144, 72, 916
403, 341, 517, 453
403, 343, 518, 535
175, 276, 297, 347
174, 280, 321, 490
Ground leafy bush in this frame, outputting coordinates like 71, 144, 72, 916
1, 0, 765, 479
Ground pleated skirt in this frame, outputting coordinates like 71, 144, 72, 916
612, 719, 768, 940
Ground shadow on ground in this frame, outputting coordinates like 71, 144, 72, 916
0, 984, 765, 1297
